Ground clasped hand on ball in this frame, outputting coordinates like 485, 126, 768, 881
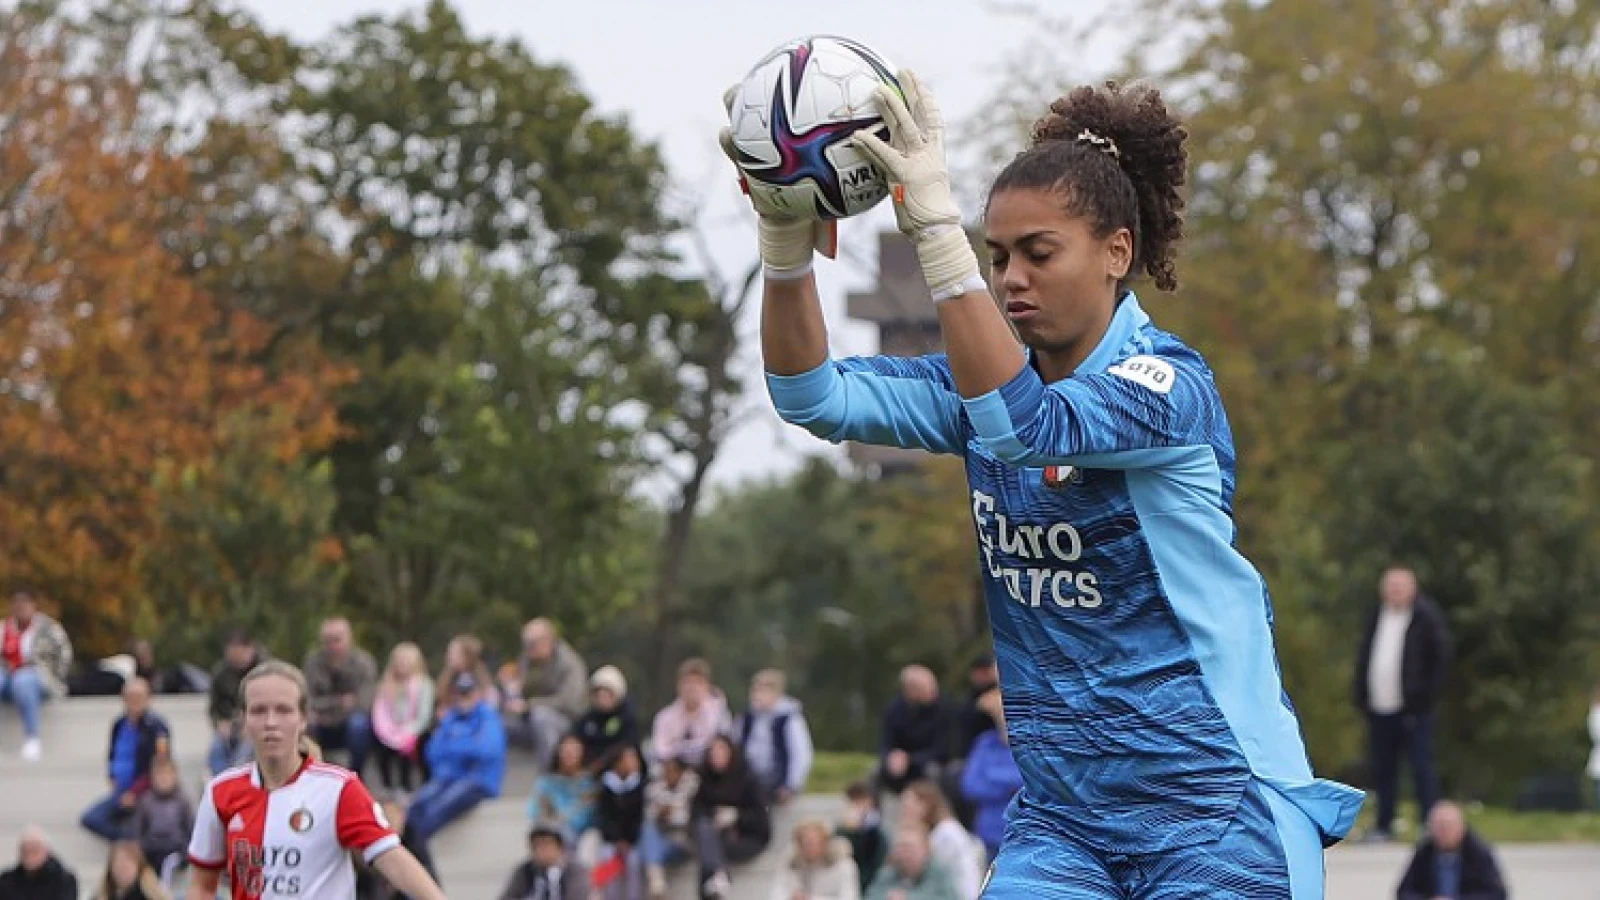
721, 68, 981, 298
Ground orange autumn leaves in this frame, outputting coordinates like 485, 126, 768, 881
0, 40, 345, 651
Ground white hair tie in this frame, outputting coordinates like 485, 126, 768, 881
1076, 128, 1121, 160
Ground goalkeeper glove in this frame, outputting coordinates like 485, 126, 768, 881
719, 87, 836, 281
851, 70, 984, 302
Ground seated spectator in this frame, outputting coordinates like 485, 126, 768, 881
945, 654, 999, 831
591, 744, 648, 900
878, 666, 952, 796
530, 734, 598, 838
573, 665, 639, 770
640, 754, 699, 899
897, 781, 982, 900
304, 616, 378, 776
0, 587, 74, 762
769, 818, 861, 900
1397, 800, 1508, 900
93, 841, 169, 900
372, 641, 435, 795
734, 668, 814, 804
691, 734, 771, 899
836, 782, 887, 893
128, 639, 195, 696
130, 757, 192, 882
437, 634, 498, 714
864, 829, 956, 900
205, 630, 267, 775
0, 826, 78, 900
504, 618, 590, 766
499, 821, 589, 900
651, 657, 731, 767
958, 689, 1022, 861
81, 677, 171, 842
955, 655, 1000, 755
407, 671, 507, 844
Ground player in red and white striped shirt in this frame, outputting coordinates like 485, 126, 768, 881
185, 661, 446, 900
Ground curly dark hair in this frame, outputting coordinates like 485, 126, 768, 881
987, 81, 1188, 292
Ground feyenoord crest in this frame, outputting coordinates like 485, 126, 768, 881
1042, 465, 1082, 489
288, 808, 314, 833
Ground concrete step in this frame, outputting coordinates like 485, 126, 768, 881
0, 695, 212, 767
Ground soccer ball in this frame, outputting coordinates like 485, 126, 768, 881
727, 35, 901, 220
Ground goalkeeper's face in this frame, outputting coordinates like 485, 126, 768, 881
985, 187, 1134, 366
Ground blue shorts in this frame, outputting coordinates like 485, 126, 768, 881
980, 782, 1324, 899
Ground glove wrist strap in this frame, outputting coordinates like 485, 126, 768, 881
759, 218, 816, 273
915, 226, 983, 302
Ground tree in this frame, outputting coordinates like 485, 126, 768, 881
140, 412, 347, 663
0, 25, 341, 655
340, 265, 659, 656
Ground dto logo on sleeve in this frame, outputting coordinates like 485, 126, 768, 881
1107, 355, 1176, 394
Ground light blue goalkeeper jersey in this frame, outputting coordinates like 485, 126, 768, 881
767, 294, 1362, 855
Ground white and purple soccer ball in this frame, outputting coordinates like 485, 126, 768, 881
727, 35, 902, 221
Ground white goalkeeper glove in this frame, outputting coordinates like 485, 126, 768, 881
719, 87, 836, 281
852, 70, 984, 302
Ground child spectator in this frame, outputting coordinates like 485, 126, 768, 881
836, 781, 887, 893
592, 744, 648, 900
640, 755, 699, 899
130, 758, 191, 883
573, 666, 639, 770
769, 818, 860, 900
529, 734, 598, 839
498, 822, 589, 900
372, 642, 434, 795
691, 734, 771, 898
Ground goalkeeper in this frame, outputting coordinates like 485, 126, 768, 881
721, 72, 1363, 899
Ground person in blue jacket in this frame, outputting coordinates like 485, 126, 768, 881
407, 670, 506, 843
960, 689, 1022, 862
722, 62, 1363, 899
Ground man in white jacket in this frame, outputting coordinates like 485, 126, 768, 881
734, 669, 814, 804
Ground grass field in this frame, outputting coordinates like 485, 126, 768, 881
1358, 801, 1600, 843
811, 753, 1600, 843
811, 751, 877, 794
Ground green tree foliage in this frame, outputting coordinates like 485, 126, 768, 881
140, 412, 348, 664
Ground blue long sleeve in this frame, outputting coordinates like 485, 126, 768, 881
766, 355, 966, 454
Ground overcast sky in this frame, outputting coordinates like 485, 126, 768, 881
238, 0, 1126, 494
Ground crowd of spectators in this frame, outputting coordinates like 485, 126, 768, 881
0, 575, 1530, 900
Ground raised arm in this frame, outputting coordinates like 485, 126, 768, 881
720, 98, 965, 456
765, 353, 965, 454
